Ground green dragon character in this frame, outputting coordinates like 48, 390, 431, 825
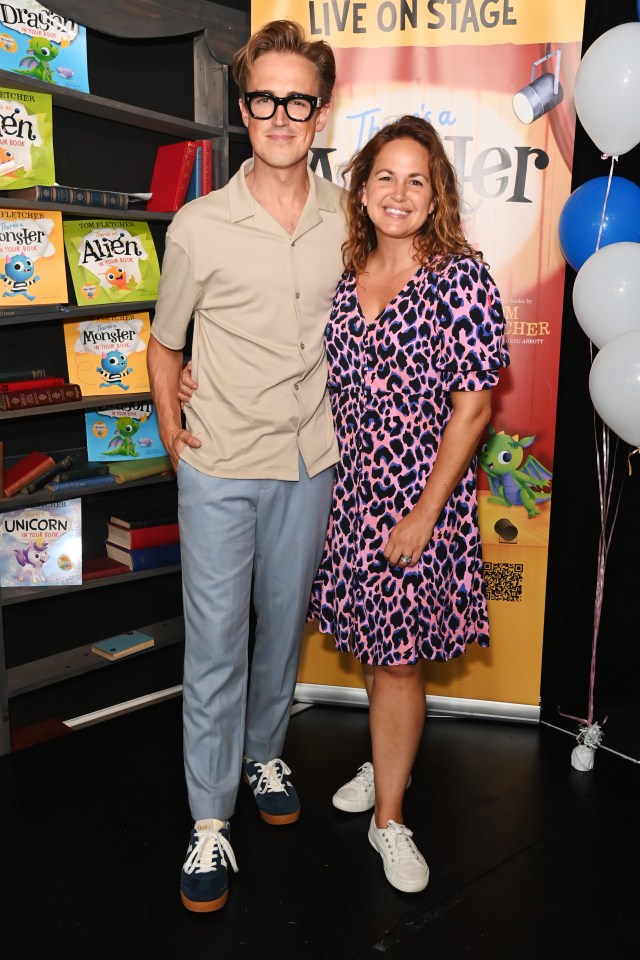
478, 426, 552, 518
105, 416, 140, 457
16, 37, 60, 83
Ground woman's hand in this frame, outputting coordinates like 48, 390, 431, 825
383, 509, 433, 568
178, 360, 198, 407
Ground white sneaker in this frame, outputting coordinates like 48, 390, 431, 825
332, 762, 412, 813
368, 817, 429, 893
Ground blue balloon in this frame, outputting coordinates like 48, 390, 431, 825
558, 176, 640, 272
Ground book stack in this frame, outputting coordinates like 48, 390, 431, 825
105, 513, 180, 572
147, 140, 200, 212
0, 367, 81, 412
105, 455, 173, 484
45, 460, 115, 495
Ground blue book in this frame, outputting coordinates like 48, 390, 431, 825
91, 630, 155, 660
105, 539, 180, 572
45, 474, 117, 493
184, 144, 203, 203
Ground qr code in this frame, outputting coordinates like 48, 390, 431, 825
483, 561, 523, 602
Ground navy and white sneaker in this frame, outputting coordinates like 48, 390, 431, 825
243, 757, 300, 824
180, 818, 238, 912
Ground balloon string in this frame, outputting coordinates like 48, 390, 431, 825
595, 155, 617, 251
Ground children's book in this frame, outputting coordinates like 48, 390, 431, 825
91, 629, 154, 660
0, 3, 89, 93
0, 497, 81, 586
63, 219, 160, 305
63, 311, 151, 395
85, 401, 168, 462
0, 208, 67, 303
0, 85, 54, 189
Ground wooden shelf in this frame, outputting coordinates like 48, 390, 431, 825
0, 563, 181, 608
0, 197, 171, 222
0, 300, 157, 329
0, 389, 158, 420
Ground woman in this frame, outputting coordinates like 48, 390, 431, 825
309, 116, 509, 893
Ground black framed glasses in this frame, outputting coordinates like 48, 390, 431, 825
243, 92, 322, 122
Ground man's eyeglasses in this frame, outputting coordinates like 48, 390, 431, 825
243, 92, 322, 122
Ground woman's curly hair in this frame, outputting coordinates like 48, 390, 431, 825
341, 115, 480, 273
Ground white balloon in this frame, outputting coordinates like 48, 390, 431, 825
573, 242, 640, 348
574, 22, 640, 156
589, 330, 640, 446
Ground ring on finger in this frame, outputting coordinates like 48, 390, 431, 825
399, 553, 412, 564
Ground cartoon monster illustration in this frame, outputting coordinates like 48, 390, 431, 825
14, 540, 49, 583
0, 254, 40, 300
105, 416, 140, 456
96, 350, 133, 389
16, 36, 60, 82
478, 426, 553, 518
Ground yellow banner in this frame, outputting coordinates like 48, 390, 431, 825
252, 0, 586, 48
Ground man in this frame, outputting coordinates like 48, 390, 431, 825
147, 20, 345, 912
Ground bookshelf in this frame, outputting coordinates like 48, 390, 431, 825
0, 2, 250, 754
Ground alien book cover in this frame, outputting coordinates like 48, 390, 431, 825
0, 84, 54, 190
84, 401, 167, 462
0, 208, 67, 304
0, 2, 89, 93
63, 311, 151, 396
0, 497, 82, 588
63, 219, 161, 306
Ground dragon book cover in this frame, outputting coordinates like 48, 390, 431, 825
63, 311, 152, 396
0, 2, 89, 93
0, 498, 82, 587
63, 219, 161, 306
85, 401, 168, 462
0, 207, 67, 303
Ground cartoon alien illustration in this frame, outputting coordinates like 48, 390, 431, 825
96, 350, 133, 389
105, 416, 140, 456
16, 36, 60, 82
101, 266, 130, 290
0, 254, 40, 300
478, 426, 553, 518
14, 539, 49, 583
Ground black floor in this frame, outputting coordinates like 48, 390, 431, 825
3, 700, 639, 959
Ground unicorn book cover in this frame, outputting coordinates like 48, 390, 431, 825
0, 497, 82, 587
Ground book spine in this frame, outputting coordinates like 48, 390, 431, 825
200, 140, 213, 194
0, 368, 47, 383
19, 454, 76, 495
110, 514, 178, 529
127, 524, 180, 549
57, 464, 109, 482
0, 377, 65, 394
184, 145, 202, 203
5, 456, 56, 497
34, 184, 129, 209
0, 440, 4, 500
45, 474, 118, 493
0, 383, 82, 411
176, 141, 197, 209
128, 542, 181, 571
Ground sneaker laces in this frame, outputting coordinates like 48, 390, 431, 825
251, 758, 291, 796
183, 826, 238, 876
383, 820, 422, 864
349, 762, 374, 787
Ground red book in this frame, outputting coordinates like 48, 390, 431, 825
0, 377, 65, 394
82, 557, 130, 582
0, 383, 82, 412
4, 451, 55, 497
147, 140, 198, 212
198, 139, 213, 194
106, 519, 180, 550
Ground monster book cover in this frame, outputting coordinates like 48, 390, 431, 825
0, 85, 54, 190
84, 401, 167, 462
0, 3, 89, 93
0, 497, 82, 587
0, 208, 67, 304
63, 219, 160, 306
63, 311, 152, 396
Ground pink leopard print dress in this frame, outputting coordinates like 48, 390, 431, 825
308, 256, 509, 665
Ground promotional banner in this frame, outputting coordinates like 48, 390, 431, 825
252, 0, 586, 713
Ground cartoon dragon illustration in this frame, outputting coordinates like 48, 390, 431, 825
96, 350, 133, 389
16, 36, 60, 82
0, 255, 40, 300
105, 416, 140, 456
478, 426, 553, 518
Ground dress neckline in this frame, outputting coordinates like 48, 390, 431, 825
354, 264, 425, 328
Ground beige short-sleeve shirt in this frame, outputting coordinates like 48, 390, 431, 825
151, 159, 346, 480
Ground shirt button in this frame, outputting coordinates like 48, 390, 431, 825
295, 291, 300, 299
300, 342, 305, 350
294, 384, 299, 391
292, 241, 296, 247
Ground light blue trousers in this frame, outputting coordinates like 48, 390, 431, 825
177, 457, 334, 820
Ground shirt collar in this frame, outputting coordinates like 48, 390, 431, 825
229, 158, 338, 224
